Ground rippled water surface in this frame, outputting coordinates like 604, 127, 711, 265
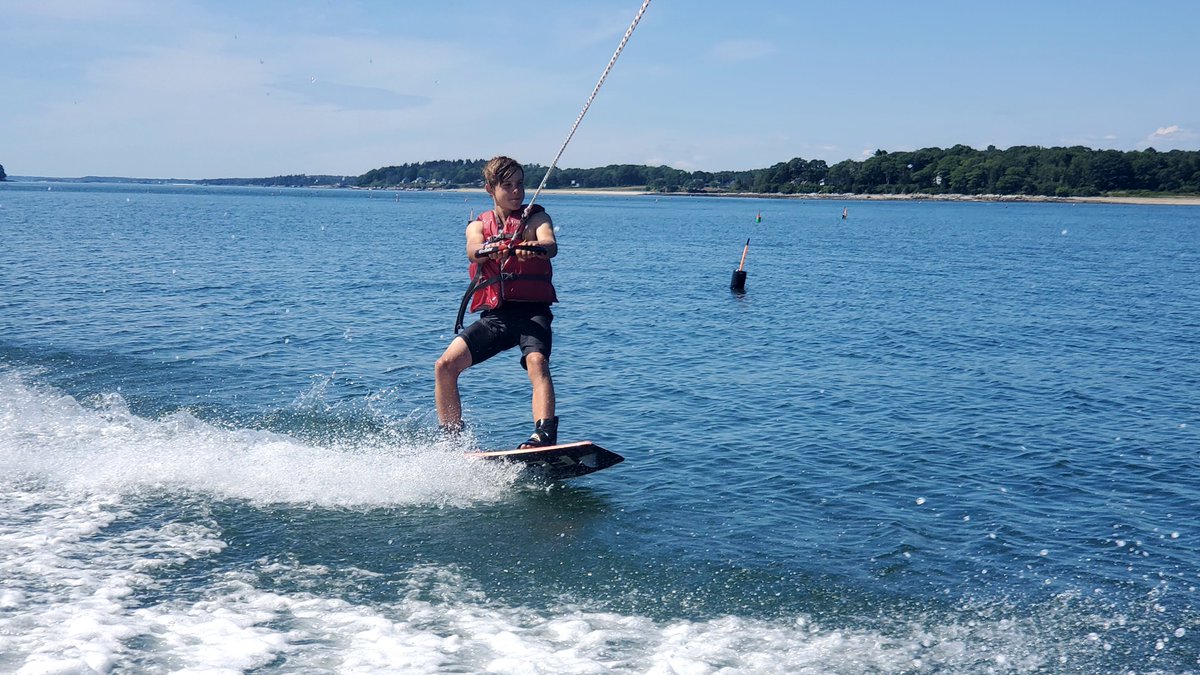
2, 182, 1198, 673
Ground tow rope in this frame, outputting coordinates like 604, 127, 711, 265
521, 0, 653, 221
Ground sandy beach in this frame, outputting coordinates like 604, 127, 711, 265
445, 187, 1200, 206
547, 189, 1200, 206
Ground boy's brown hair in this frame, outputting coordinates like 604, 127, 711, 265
483, 156, 523, 186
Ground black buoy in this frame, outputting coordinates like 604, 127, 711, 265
730, 238, 749, 292
730, 268, 747, 291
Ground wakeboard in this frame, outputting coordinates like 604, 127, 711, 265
467, 441, 624, 480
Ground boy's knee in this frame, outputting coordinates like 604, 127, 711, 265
435, 354, 463, 379
524, 351, 550, 372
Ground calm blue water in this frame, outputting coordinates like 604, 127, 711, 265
1, 182, 1198, 673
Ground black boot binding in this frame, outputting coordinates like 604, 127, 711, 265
519, 416, 558, 449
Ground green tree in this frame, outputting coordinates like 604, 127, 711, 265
995, 167, 1029, 194
824, 160, 858, 192
1090, 150, 1134, 191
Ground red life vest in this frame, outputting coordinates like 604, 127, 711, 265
468, 206, 558, 312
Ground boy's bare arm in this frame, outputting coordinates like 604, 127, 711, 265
465, 220, 486, 261
526, 214, 557, 258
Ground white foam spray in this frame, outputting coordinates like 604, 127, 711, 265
0, 370, 520, 509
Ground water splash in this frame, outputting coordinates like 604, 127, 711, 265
0, 370, 521, 509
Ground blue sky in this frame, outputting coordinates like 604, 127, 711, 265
3, 0, 1198, 179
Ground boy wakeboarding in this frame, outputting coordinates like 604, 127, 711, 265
434, 156, 560, 448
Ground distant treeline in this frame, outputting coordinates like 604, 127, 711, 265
199, 174, 354, 187
2, 173, 352, 187
356, 159, 717, 192
0, 164, 7, 181
7, 145, 1198, 195
357, 146, 1200, 196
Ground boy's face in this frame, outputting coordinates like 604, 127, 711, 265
487, 169, 525, 213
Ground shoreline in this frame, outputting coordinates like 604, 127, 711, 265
9, 180, 1197, 206
521, 188, 1200, 206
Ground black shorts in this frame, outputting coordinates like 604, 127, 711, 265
460, 303, 553, 370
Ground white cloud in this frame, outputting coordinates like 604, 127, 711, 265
1142, 124, 1198, 149
3, 18, 501, 177
1151, 125, 1183, 139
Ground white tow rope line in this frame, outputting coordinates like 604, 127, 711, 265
523, 0, 652, 220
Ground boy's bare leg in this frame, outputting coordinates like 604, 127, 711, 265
525, 351, 556, 421
434, 337, 473, 429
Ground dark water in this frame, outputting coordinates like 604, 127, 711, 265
1, 182, 1198, 673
